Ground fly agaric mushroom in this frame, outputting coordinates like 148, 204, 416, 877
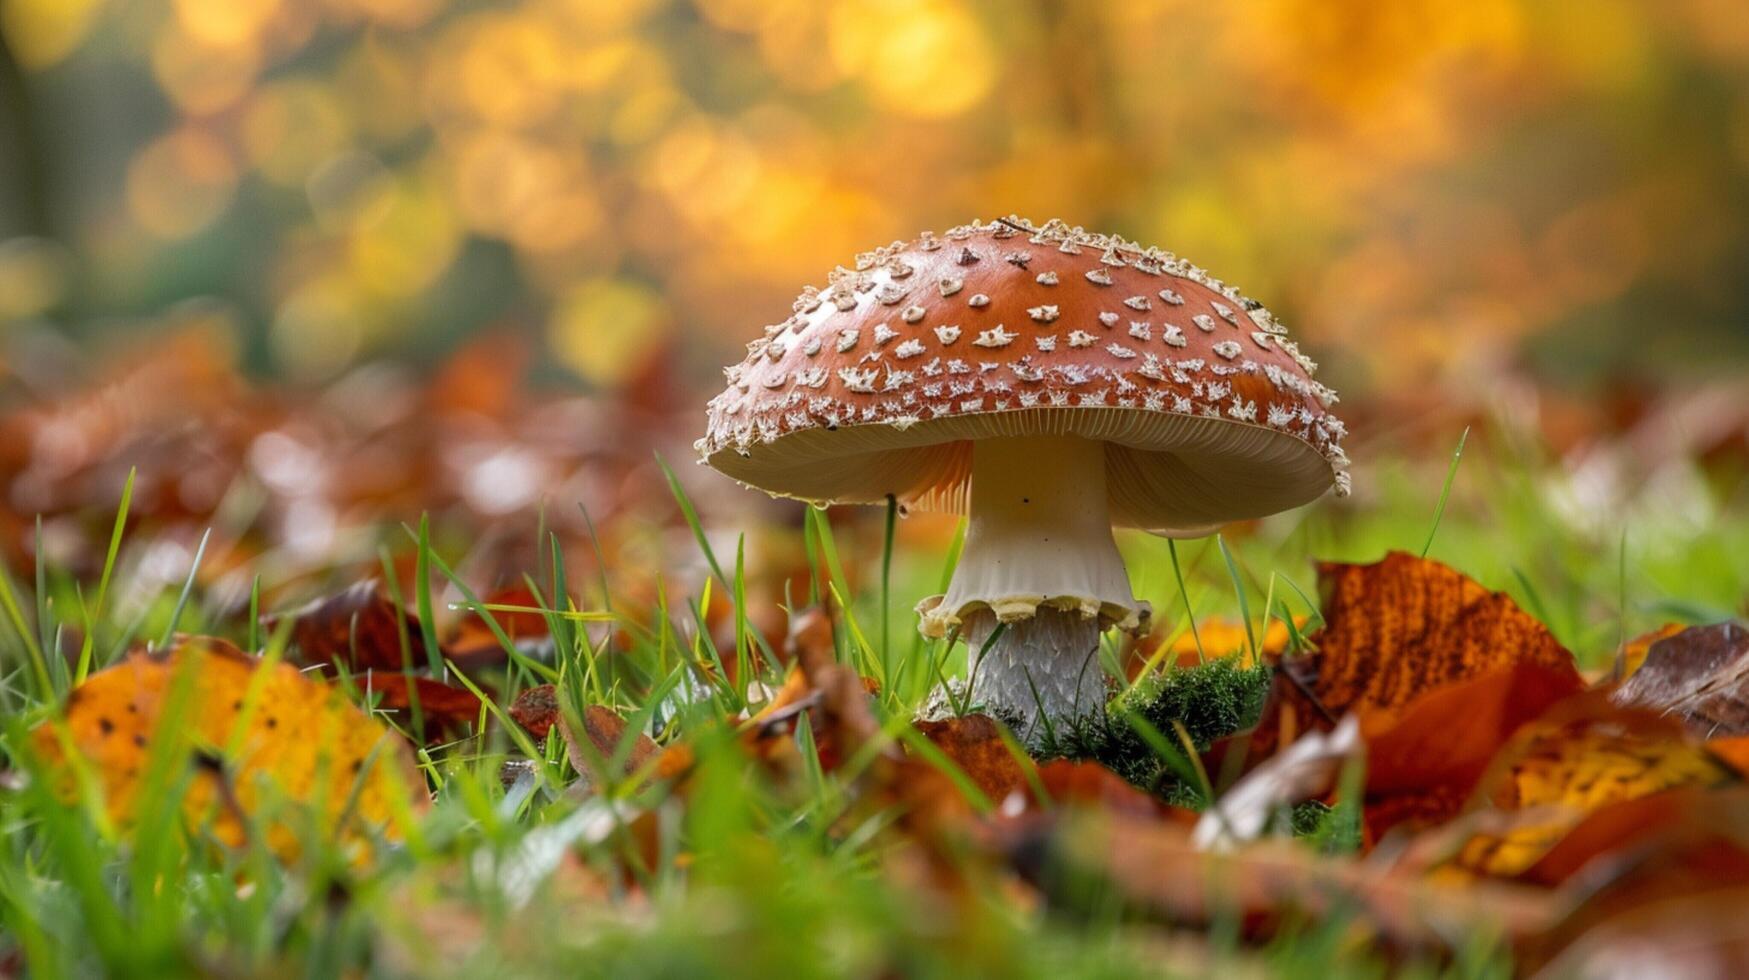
698, 218, 1348, 740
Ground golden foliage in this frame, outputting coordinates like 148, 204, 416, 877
30, 637, 425, 860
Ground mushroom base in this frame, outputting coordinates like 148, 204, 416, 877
961, 605, 1109, 741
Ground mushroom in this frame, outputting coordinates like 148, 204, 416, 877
698, 218, 1349, 741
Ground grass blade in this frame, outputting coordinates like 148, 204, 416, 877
1216, 535, 1257, 663
656, 453, 727, 588
76, 467, 134, 682
414, 514, 446, 676
157, 528, 211, 648
1168, 538, 1206, 664
1421, 426, 1470, 557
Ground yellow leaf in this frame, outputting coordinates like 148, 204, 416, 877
1454, 695, 1732, 876
30, 637, 425, 861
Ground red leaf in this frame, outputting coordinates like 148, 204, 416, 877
264, 581, 432, 674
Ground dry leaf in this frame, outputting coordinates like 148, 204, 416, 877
445, 584, 555, 665
1452, 694, 1734, 876
1194, 716, 1359, 851
369, 676, 482, 746
1517, 790, 1749, 975
507, 684, 656, 786
1611, 622, 1749, 736
265, 581, 432, 674
1033, 760, 1185, 820
30, 636, 425, 859
1006, 809, 1560, 955
914, 714, 1028, 804
1254, 552, 1578, 760
1363, 662, 1585, 839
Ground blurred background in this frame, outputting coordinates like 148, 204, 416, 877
0, 0, 1745, 655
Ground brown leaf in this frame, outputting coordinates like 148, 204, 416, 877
1516, 790, 1749, 975
509, 684, 562, 739
507, 683, 657, 785
1363, 662, 1586, 839
560, 705, 658, 787
914, 714, 1028, 804
1254, 552, 1578, 758
1451, 694, 1735, 876
915, 714, 1175, 821
264, 581, 432, 674
788, 606, 888, 771
1034, 760, 1189, 821
445, 584, 555, 665
1006, 810, 1560, 956
1533, 889, 1749, 980
1611, 622, 1749, 736
370, 676, 482, 746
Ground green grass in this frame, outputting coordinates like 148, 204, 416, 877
0, 429, 1742, 977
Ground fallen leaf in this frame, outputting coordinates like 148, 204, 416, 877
368, 676, 482, 746
509, 684, 563, 739
30, 636, 425, 859
1452, 694, 1734, 876
1254, 552, 1578, 759
788, 607, 888, 772
507, 684, 657, 787
1532, 889, 1749, 980
1363, 662, 1586, 839
562, 705, 658, 787
445, 584, 555, 665
915, 714, 1028, 804
1615, 622, 1686, 680
1005, 809, 1560, 955
1611, 622, 1749, 736
265, 581, 432, 674
1194, 715, 1359, 851
1516, 790, 1749, 975
1518, 786, 1749, 887
1032, 760, 1185, 821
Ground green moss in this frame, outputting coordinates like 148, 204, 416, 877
1039, 657, 1273, 807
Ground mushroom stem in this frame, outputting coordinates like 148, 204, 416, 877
962, 605, 1106, 741
926, 435, 1142, 737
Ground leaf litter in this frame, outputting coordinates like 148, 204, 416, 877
17, 537, 1749, 973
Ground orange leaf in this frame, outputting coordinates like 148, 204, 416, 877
1452, 694, 1734, 876
1362, 661, 1585, 839
914, 714, 1028, 804
445, 584, 555, 665
1253, 552, 1578, 759
30, 637, 425, 860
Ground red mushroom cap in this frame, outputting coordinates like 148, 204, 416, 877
699, 217, 1349, 533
